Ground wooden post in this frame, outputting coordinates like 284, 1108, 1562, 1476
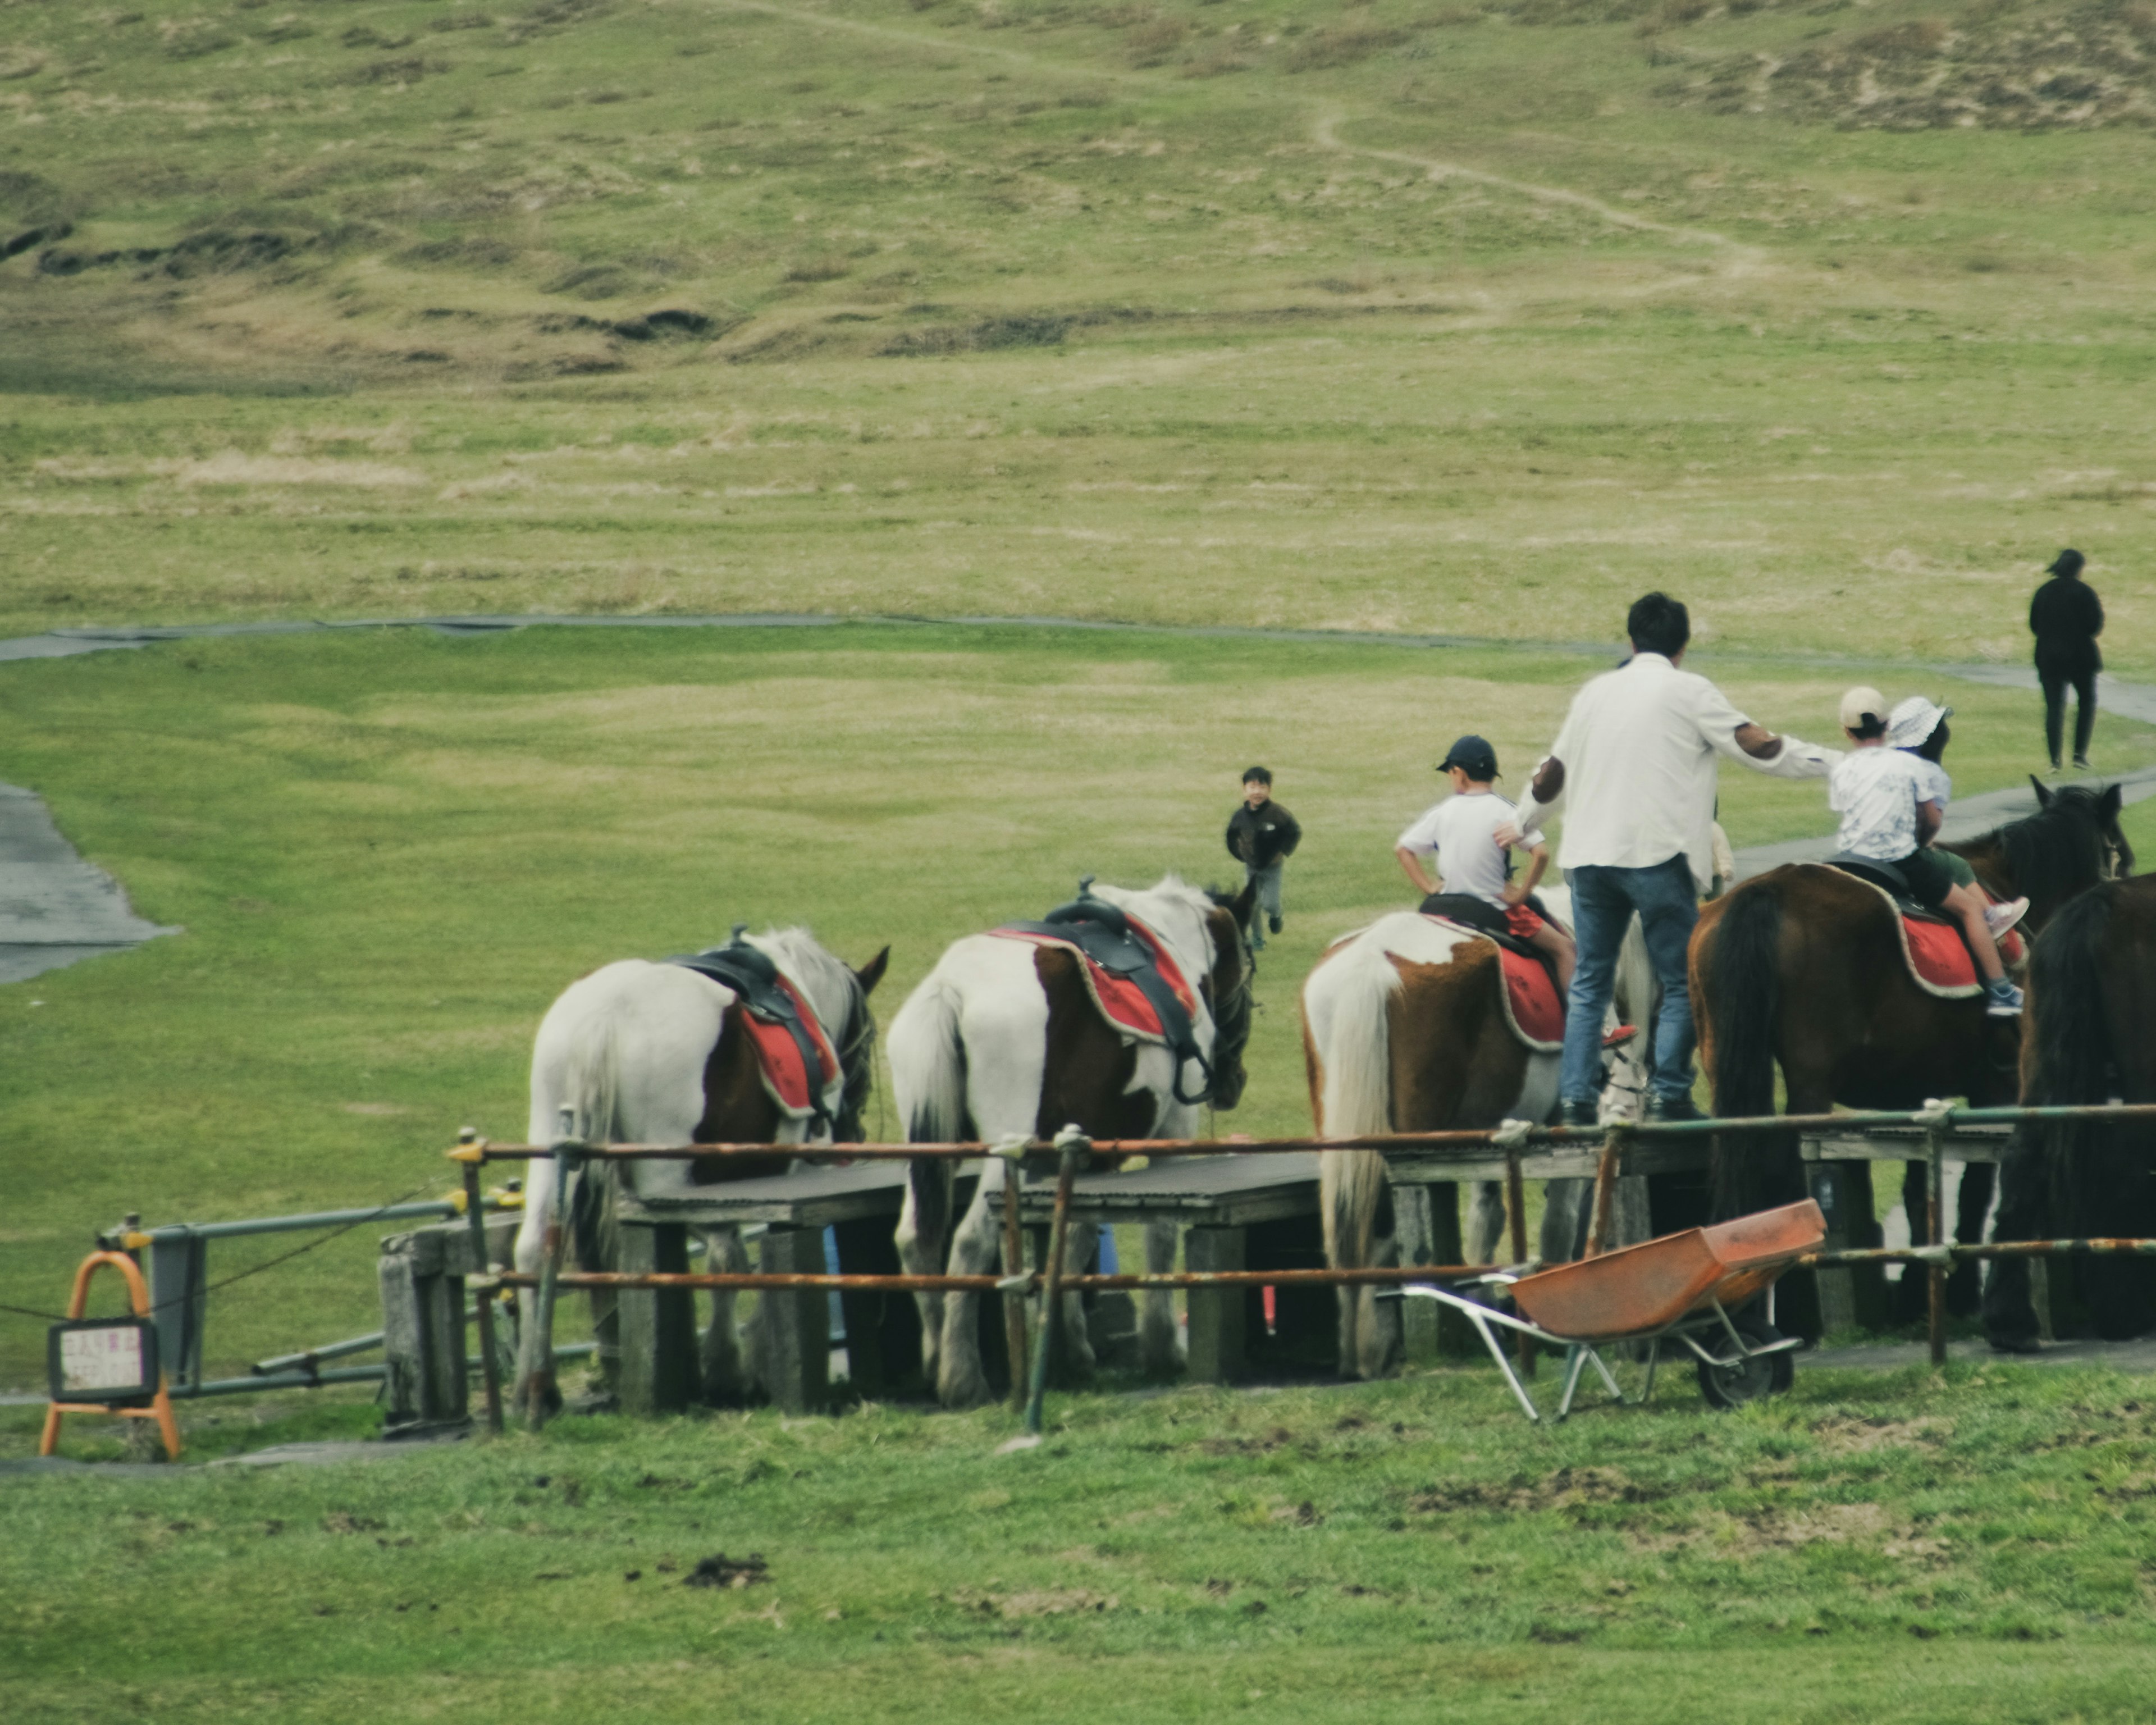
1023, 1131, 1085, 1436
1504, 1140, 1536, 1380
379, 1226, 468, 1427
1000, 1163, 1031, 1413
457, 1144, 504, 1436
756, 1225, 830, 1413
1806, 1157, 1890, 1334
1184, 1227, 1246, 1384
618, 1222, 697, 1415
1584, 1126, 1627, 1258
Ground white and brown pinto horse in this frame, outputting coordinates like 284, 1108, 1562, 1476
1301, 889, 1652, 1379
513, 929, 887, 1407
890, 875, 1257, 1409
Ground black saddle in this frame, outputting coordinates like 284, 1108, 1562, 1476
1821, 854, 1943, 923
668, 930, 834, 1132
1002, 878, 1218, 1107
1417, 892, 1556, 971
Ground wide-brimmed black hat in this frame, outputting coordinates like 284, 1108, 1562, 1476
1437, 734, 1499, 779
2048, 548, 2086, 577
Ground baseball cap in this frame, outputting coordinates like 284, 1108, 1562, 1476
1886, 695, 1952, 750
1838, 686, 1889, 732
1437, 734, 1499, 779
2047, 548, 2085, 577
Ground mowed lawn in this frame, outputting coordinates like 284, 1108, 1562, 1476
2, 621, 2153, 1392
11, 1362, 2156, 1723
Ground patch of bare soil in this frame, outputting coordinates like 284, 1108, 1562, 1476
1408, 1464, 1674, 1514
1807, 1416, 1952, 1454
1666, 2, 2156, 130
944, 1588, 1120, 1618
1633, 1502, 1952, 1559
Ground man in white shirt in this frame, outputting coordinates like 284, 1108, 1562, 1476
1495, 592, 1840, 1125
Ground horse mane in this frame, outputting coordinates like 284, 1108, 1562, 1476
747, 927, 879, 1142
1953, 785, 2112, 912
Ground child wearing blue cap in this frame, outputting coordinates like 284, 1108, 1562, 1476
1395, 734, 1576, 989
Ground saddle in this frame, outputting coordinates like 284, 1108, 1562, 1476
1814, 860, 2025, 1000
1416, 905, 1566, 1053
668, 932, 843, 1129
991, 879, 1221, 1106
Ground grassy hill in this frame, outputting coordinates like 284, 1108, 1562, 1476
1, 0, 2149, 657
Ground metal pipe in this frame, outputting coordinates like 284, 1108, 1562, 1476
252, 1330, 385, 1375
462, 1101, 2156, 1165
170, 1345, 597, 1400
1504, 1139, 1534, 1380
501, 1264, 1501, 1294
999, 1162, 1030, 1416
1025, 1131, 1085, 1437
1805, 1239, 2156, 1267
1584, 1126, 1625, 1259
1925, 1108, 1949, 1368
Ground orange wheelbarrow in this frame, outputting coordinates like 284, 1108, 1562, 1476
1403, 1200, 1826, 1423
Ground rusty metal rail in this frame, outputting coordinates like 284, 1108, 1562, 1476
455, 1099, 2156, 1431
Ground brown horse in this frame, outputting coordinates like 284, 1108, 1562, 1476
513, 930, 889, 1408
1299, 892, 1653, 1379
889, 875, 1257, 1408
1691, 782, 2130, 1331
1985, 873, 2156, 1346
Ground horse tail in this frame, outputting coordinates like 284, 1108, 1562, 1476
2025, 885, 2118, 1234
889, 979, 967, 1147
1707, 882, 1783, 1218
1308, 937, 1399, 1379
562, 1016, 624, 1276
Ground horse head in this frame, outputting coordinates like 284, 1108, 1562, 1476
2003, 780, 2133, 928
1200, 879, 1260, 1112
832, 946, 889, 1144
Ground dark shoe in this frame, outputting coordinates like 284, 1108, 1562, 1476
1268, 912, 1283, 935
1642, 1092, 1706, 1124
1557, 1099, 1599, 1130
2072, 755, 2091, 772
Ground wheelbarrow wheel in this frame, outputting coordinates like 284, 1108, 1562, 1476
1694, 1315, 1794, 1410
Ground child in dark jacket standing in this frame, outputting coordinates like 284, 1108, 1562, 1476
1225, 767, 1301, 951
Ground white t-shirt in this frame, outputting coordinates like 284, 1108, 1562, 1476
1518, 652, 1839, 889
1397, 791, 1516, 909
1830, 747, 1926, 861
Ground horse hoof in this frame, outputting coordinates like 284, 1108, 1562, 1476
1987, 1334, 2044, 1356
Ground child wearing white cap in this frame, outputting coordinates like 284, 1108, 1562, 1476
1830, 687, 2021, 1014
1888, 694, 2029, 939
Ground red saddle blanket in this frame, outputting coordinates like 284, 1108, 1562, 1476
739, 977, 842, 1119
1899, 910, 2026, 997
1420, 915, 1565, 1051
990, 920, 1196, 1045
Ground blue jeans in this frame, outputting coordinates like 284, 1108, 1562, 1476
1560, 856, 1699, 1106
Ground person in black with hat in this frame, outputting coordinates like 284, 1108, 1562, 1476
2030, 548, 2104, 772
1395, 734, 1575, 989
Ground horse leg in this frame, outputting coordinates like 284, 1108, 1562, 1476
509, 1172, 560, 1415
1466, 1180, 1508, 1264
1140, 1221, 1182, 1377
936, 1173, 1004, 1409
897, 1158, 954, 1395
1984, 1126, 2049, 1348
699, 1226, 754, 1403
1948, 1160, 1996, 1317
1539, 1178, 1592, 1265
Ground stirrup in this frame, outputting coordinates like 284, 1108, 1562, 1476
1601, 1024, 1641, 1050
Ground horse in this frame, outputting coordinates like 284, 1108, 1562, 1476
1691, 781, 2130, 1330
889, 875, 1257, 1409
1984, 873, 2156, 1347
1300, 886, 1656, 1380
512, 929, 888, 1409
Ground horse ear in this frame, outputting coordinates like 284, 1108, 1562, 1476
2100, 783, 2123, 819
853, 946, 891, 997
2030, 774, 2054, 807
1231, 877, 1259, 928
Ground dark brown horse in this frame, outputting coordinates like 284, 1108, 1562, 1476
513, 930, 889, 1408
1691, 782, 2130, 1333
889, 875, 1257, 1408
1985, 873, 2156, 1346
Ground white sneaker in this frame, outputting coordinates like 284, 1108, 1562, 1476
1984, 896, 2029, 938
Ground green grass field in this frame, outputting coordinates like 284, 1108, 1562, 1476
7, 1, 2156, 1717
1, 0, 2149, 658
2, 622, 2152, 1393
